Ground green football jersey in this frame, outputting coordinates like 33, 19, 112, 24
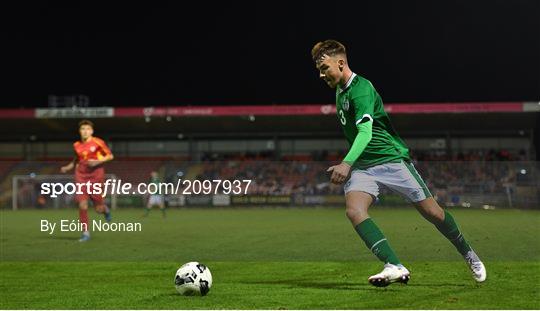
336, 73, 410, 169
150, 176, 160, 186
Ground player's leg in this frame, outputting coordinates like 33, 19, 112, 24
414, 197, 486, 282
78, 199, 91, 242
346, 191, 401, 265
92, 194, 111, 222
144, 196, 155, 217
345, 169, 410, 287
414, 198, 473, 256
403, 161, 486, 282
158, 195, 166, 218
75, 173, 91, 241
93, 173, 112, 222
143, 205, 152, 217
381, 160, 486, 282
95, 203, 111, 222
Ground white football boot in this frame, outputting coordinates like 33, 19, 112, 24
78, 231, 91, 242
368, 263, 410, 287
464, 250, 487, 282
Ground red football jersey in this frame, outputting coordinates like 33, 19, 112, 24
73, 137, 112, 173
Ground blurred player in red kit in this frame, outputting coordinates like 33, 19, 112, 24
61, 120, 114, 242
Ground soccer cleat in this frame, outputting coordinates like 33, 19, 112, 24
78, 232, 91, 242
464, 250, 487, 282
368, 263, 410, 287
105, 211, 112, 222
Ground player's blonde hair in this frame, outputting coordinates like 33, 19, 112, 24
311, 40, 347, 63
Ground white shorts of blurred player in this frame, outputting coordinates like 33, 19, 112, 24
344, 160, 432, 203
147, 194, 165, 207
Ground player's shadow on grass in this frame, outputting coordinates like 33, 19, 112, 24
248, 279, 468, 290
46, 236, 79, 241
246, 279, 397, 291
406, 283, 468, 288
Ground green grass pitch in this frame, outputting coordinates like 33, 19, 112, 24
1, 207, 539, 309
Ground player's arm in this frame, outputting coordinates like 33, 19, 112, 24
342, 118, 373, 165
100, 145, 114, 163
60, 155, 78, 173
328, 87, 375, 184
327, 120, 373, 184
96, 152, 114, 163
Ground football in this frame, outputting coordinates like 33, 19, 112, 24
174, 262, 213, 296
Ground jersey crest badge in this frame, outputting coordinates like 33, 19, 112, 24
343, 99, 350, 111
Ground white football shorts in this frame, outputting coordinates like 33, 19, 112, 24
344, 160, 432, 203
148, 194, 164, 206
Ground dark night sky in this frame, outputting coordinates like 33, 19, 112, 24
2, 1, 539, 107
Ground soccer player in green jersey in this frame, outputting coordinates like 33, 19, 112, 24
144, 171, 166, 218
312, 40, 486, 287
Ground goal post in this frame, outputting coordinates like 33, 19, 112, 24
11, 174, 117, 210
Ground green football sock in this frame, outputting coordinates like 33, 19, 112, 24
354, 218, 401, 265
435, 210, 472, 256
